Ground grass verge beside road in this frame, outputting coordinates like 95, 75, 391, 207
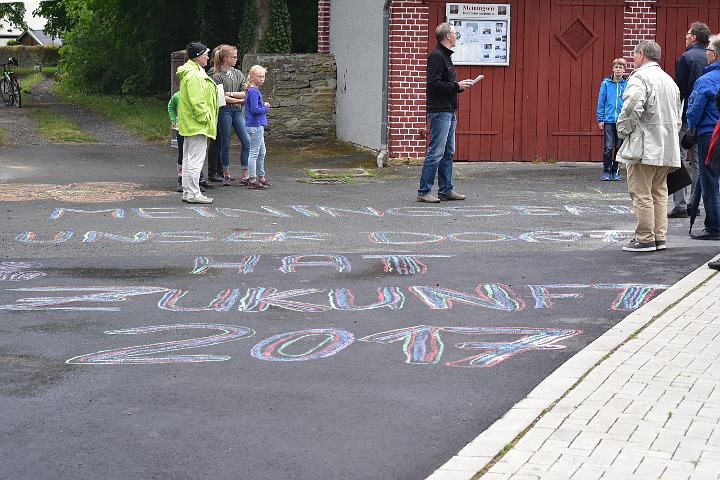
28, 110, 100, 143
54, 84, 168, 142
18, 68, 58, 105
19, 72, 46, 92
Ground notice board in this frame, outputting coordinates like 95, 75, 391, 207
446, 3, 511, 66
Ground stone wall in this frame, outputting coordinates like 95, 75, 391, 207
242, 53, 336, 138
0, 46, 60, 68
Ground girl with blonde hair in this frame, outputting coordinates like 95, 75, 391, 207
244, 65, 270, 189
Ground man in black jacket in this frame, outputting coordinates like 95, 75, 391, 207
669, 21, 711, 218
417, 23, 474, 203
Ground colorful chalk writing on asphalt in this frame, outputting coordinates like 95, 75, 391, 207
66, 324, 255, 364
0, 192, 651, 371
251, 329, 356, 362
359, 326, 582, 367
1, 283, 668, 312
14, 230, 638, 244
64, 324, 582, 368
46, 205, 635, 218
0, 262, 46, 281
10, 205, 640, 246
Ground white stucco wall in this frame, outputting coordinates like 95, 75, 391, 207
330, 0, 384, 150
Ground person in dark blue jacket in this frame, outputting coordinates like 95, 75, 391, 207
596, 58, 628, 181
687, 35, 720, 240
669, 21, 711, 218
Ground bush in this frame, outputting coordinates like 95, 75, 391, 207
57, 0, 198, 95
0, 45, 60, 67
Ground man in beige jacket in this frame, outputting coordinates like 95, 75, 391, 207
617, 40, 682, 252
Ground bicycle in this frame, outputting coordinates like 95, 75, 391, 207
0, 57, 22, 108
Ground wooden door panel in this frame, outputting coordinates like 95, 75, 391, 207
656, 1, 720, 77
428, 1, 624, 161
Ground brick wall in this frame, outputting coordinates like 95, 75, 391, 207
623, 0, 657, 63
387, 1, 429, 160
318, 0, 331, 54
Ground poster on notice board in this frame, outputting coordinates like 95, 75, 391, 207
446, 3, 510, 66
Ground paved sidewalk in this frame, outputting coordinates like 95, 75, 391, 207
428, 255, 720, 480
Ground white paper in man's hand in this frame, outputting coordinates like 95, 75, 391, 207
472, 74, 484, 84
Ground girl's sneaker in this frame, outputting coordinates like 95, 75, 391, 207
238, 177, 250, 186
222, 176, 232, 186
247, 181, 268, 190
258, 179, 271, 187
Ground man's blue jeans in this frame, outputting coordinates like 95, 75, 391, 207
697, 135, 720, 235
602, 123, 622, 174
418, 111, 456, 196
218, 105, 250, 171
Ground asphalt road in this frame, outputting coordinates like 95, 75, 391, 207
1, 140, 717, 480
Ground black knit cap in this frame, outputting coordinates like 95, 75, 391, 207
186, 42, 209, 59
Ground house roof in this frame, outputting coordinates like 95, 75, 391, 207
16, 29, 62, 46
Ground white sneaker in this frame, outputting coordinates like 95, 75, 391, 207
181, 193, 188, 202
186, 194, 213, 204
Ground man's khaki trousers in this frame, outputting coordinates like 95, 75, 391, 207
626, 163, 673, 244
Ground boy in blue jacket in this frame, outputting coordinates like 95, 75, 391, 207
597, 58, 628, 181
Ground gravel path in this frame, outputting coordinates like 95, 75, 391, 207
0, 78, 149, 148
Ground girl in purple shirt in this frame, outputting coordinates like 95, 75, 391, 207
244, 65, 270, 189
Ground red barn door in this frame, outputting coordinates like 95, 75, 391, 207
428, 0, 625, 161
655, 1, 720, 76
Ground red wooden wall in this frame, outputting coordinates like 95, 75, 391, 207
430, 0, 626, 162
428, 1, 720, 162
655, 1, 720, 75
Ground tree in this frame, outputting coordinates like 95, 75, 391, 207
0, 2, 27, 31
34, 0, 316, 95
51, 0, 202, 94
288, 0, 317, 53
34, 0, 74, 37
192, 0, 244, 53
238, 0, 291, 55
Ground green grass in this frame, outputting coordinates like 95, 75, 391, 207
0, 127, 6, 147
305, 168, 371, 179
54, 84, 168, 142
15, 68, 59, 107
531, 156, 557, 164
28, 110, 100, 143
19, 72, 46, 91
14, 67, 58, 77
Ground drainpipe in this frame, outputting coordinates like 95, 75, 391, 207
376, 0, 392, 167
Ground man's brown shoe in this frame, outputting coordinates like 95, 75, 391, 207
438, 191, 466, 201
199, 179, 216, 189
417, 193, 441, 203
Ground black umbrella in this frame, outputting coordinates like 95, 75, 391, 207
689, 177, 702, 235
